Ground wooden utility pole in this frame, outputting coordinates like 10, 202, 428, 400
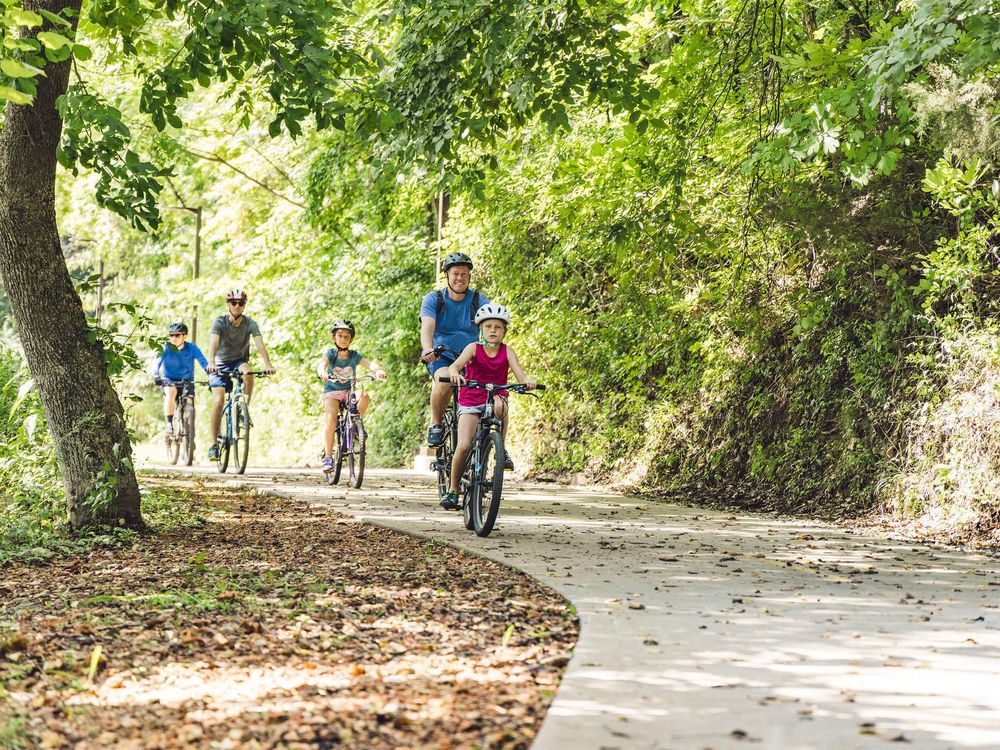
192, 206, 201, 343
95, 259, 105, 323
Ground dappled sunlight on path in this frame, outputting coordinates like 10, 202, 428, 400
151, 464, 1000, 749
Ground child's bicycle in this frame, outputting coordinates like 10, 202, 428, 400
437, 375, 544, 537
215, 370, 269, 475
324, 374, 377, 489
159, 379, 203, 466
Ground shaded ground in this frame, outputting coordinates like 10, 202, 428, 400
0, 478, 577, 749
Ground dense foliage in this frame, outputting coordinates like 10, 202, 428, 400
3, 0, 1000, 538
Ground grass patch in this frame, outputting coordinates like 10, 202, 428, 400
0, 484, 206, 567
0, 714, 27, 750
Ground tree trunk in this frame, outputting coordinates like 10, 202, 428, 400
0, 0, 143, 530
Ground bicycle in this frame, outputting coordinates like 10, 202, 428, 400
436, 375, 544, 537
160, 379, 201, 466
214, 370, 268, 475
427, 345, 461, 506
323, 374, 376, 489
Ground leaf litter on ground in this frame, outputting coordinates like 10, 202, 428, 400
0, 479, 578, 749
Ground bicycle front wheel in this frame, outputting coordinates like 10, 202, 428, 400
329, 419, 344, 485
348, 415, 366, 489
166, 430, 180, 465
218, 407, 231, 473
180, 401, 196, 466
472, 431, 504, 537
234, 401, 251, 474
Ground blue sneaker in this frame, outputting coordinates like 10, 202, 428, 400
427, 424, 444, 447
439, 491, 459, 511
208, 444, 220, 461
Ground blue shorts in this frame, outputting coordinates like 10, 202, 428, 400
209, 361, 247, 391
426, 351, 457, 378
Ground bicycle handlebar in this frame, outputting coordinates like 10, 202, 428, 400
436, 376, 545, 392
213, 370, 272, 379
323, 374, 381, 384
421, 344, 460, 363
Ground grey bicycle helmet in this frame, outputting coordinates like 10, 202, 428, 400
226, 288, 247, 302
330, 319, 355, 337
474, 303, 511, 326
167, 322, 188, 335
442, 252, 474, 272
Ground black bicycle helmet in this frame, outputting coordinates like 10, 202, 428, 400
167, 322, 188, 335
442, 252, 473, 272
330, 319, 356, 337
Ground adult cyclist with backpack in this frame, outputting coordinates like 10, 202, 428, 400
419, 253, 511, 470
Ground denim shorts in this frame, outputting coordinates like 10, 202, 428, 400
425, 351, 456, 377
208, 361, 247, 391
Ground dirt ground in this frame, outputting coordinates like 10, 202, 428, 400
0, 478, 578, 749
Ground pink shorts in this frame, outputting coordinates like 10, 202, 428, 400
320, 390, 350, 407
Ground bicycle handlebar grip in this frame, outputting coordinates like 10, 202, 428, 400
437, 375, 453, 383
534, 384, 546, 391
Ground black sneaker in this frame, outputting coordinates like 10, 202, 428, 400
503, 455, 514, 471
208, 444, 220, 461
439, 491, 459, 511
427, 424, 444, 447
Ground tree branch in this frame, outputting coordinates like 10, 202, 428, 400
184, 146, 307, 210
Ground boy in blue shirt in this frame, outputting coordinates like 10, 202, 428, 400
153, 322, 209, 435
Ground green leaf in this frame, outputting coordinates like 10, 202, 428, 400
0, 59, 43, 78
4, 38, 39, 52
0, 85, 32, 105
37, 31, 72, 50
86, 644, 102, 682
8, 8, 43, 27
72, 44, 93, 62
38, 8, 71, 26
501, 623, 515, 647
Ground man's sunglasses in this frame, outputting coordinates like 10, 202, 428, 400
228, 300, 246, 307
168, 333, 185, 337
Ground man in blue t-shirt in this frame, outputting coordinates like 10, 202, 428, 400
419, 252, 489, 446
153, 322, 209, 435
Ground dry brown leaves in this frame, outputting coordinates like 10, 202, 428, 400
0, 483, 578, 749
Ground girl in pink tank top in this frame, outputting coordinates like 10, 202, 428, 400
440, 304, 537, 510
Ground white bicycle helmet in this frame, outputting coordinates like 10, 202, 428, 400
330, 319, 355, 336
474, 303, 511, 326
226, 288, 247, 302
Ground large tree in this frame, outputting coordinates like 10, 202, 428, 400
0, 0, 143, 528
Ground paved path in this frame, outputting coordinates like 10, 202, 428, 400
169, 466, 1000, 750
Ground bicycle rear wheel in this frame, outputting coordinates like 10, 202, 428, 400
435, 410, 455, 500
471, 431, 504, 537
348, 415, 366, 489
180, 401, 196, 466
234, 401, 251, 474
